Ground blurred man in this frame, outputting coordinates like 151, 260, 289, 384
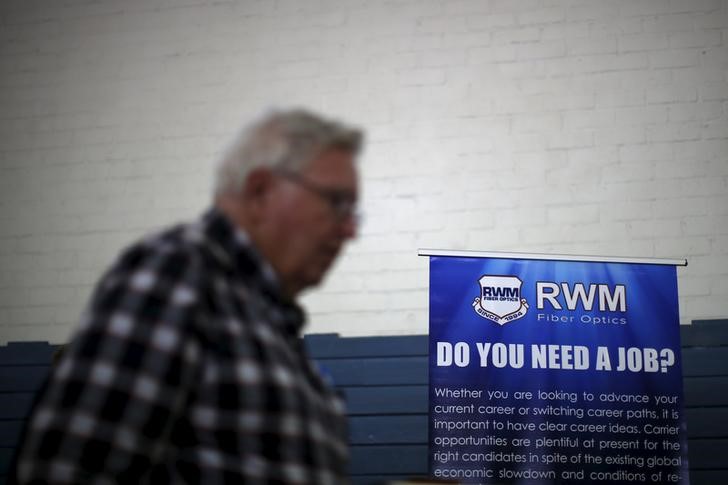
12, 109, 363, 484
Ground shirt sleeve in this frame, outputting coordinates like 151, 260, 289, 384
12, 242, 204, 484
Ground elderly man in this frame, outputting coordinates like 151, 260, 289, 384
12, 109, 363, 484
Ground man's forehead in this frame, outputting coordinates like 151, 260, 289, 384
302, 148, 358, 179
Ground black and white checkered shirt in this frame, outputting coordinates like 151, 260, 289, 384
13, 209, 349, 484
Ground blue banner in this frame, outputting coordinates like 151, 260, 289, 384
428, 255, 688, 484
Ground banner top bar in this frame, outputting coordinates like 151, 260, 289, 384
417, 248, 688, 266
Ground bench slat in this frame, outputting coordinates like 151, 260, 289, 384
0, 449, 12, 479
350, 445, 428, 475
342, 386, 428, 415
0, 343, 58, 366
681, 320, 728, 347
688, 469, 728, 485
306, 334, 428, 358
684, 408, 728, 438
0, 367, 49, 393
683, 376, 728, 407
687, 438, 728, 469
351, 475, 420, 485
682, 347, 728, 376
322, 357, 428, 386
0, 394, 35, 420
0, 423, 23, 448
349, 415, 427, 444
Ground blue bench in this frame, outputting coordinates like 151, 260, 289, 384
307, 319, 728, 485
2, 319, 727, 484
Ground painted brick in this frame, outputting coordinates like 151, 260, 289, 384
589, 16, 643, 37
567, 36, 618, 55
618, 33, 670, 52
710, 277, 728, 296
566, 221, 634, 244
668, 29, 723, 48
615, 106, 669, 125
683, 216, 728, 237
668, 102, 724, 122
466, 227, 522, 251
642, 13, 697, 33
654, 197, 719, 218
517, 7, 566, 25
489, 0, 542, 14
541, 22, 590, 41
703, 120, 728, 139
627, 219, 683, 239
496, 60, 547, 80
601, 200, 654, 222
712, 235, 728, 253
653, 160, 715, 180
565, 4, 618, 22
646, 122, 702, 142
492, 27, 541, 44
619, 1, 676, 18
495, 207, 548, 227
442, 1, 492, 16
0, 0, 726, 342
596, 125, 647, 146
678, 276, 713, 297
699, 82, 728, 101
693, 9, 728, 29
360, 270, 426, 292
516, 40, 566, 60
417, 49, 467, 68
563, 109, 615, 130
416, 15, 469, 34
547, 130, 594, 150
649, 48, 701, 68
619, 143, 674, 163
647, 86, 698, 104
546, 205, 600, 225
512, 113, 562, 133
668, 0, 725, 15
466, 13, 517, 30
397, 67, 446, 86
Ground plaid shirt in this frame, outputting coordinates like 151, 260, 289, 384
13, 209, 349, 484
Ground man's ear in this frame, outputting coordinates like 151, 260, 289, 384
240, 167, 276, 217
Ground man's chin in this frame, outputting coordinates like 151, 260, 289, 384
306, 260, 336, 287
294, 251, 342, 292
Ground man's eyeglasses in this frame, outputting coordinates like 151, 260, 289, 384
275, 171, 360, 224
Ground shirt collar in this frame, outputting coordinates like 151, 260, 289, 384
197, 207, 306, 335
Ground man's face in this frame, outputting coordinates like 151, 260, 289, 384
259, 148, 359, 297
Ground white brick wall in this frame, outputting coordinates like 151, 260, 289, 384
1, 0, 726, 343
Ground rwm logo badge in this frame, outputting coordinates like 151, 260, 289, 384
473, 275, 529, 325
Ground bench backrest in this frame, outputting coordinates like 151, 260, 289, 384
1, 319, 726, 485
304, 319, 728, 485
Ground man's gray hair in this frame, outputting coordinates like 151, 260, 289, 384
214, 109, 363, 196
